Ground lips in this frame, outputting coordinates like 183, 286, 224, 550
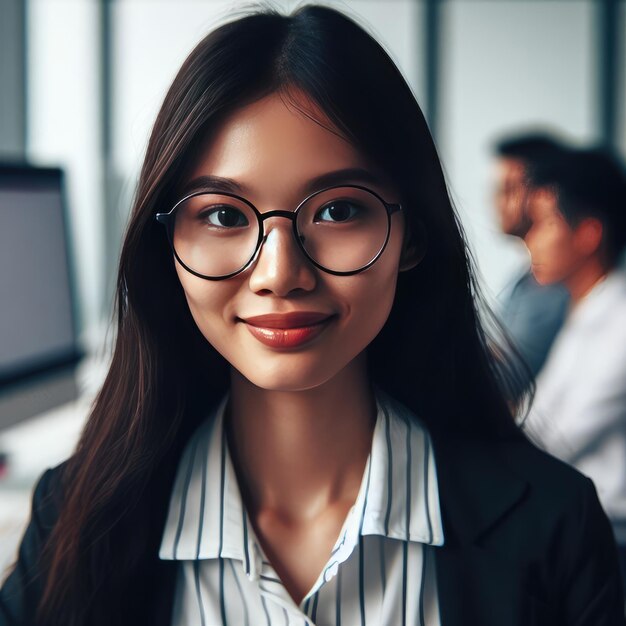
238, 311, 336, 348
240, 311, 334, 329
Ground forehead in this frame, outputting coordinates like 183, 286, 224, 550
497, 157, 526, 181
182, 90, 394, 200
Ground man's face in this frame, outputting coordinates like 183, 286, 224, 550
493, 157, 531, 237
523, 187, 585, 285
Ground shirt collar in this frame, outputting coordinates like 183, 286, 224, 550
564, 266, 626, 329
158, 391, 262, 574
324, 384, 445, 580
159, 384, 445, 579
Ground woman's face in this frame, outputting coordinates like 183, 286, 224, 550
173, 90, 416, 391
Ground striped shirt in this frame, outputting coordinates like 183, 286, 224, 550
159, 385, 445, 625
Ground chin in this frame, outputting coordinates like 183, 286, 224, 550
531, 266, 558, 286
232, 360, 341, 393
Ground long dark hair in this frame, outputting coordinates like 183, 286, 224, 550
30, 4, 532, 623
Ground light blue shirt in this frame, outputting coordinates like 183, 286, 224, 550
497, 266, 570, 396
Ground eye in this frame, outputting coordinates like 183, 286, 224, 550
314, 200, 361, 224
199, 206, 250, 228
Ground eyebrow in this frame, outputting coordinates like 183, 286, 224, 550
179, 167, 385, 199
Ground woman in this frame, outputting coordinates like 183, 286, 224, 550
0, 4, 623, 625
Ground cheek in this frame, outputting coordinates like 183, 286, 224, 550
530, 226, 577, 282
529, 224, 563, 253
546, 229, 575, 263
361, 277, 396, 327
331, 263, 400, 347
358, 223, 404, 327
175, 265, 231, 341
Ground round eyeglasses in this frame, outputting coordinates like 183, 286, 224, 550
155, 184, 403, 280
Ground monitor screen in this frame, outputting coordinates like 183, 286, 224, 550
0, 165, 81, 390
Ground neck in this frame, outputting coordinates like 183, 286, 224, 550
564, 255, 610, 309
224, 351, 377, 525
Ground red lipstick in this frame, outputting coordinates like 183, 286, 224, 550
239, 311, 336, 348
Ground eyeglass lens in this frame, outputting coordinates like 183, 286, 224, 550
171, 186, 390, 277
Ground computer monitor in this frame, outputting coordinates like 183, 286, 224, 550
0, 164, 83, 430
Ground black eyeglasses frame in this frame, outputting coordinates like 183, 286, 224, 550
154, 183, 402, 280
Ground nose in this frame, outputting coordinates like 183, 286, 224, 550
246, 217, 317, 296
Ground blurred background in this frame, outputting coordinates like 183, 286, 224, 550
0, 0, 625, 570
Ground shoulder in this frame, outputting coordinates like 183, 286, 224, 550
439, 432, 592, 504
574, 270, 626, 333
603, 276, 626, 332
528, 445, 624, 619
0, 459, 71, 624
7, 458, 70, 565
483, 438, 624, 618
498, 438, 621, 579
496, 436, 612, 529
29, 459, 70, 528
503, 271, 569, 323
514, 271, 568, 301
437, 432, 618, 558
500, 435, 587, 491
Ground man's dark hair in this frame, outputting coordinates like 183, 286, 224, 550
493, 132, 566, 165
527, 146, 626, 266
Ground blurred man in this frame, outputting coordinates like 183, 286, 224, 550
492, 133, 570, 400
521, 146, 626, 585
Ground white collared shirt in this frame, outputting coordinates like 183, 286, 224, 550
520, 265, 626, 539
159, 385, 445, 625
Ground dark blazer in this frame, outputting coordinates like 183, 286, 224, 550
1, 434, 624, 625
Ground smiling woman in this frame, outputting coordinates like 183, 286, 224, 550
1, 3, 624, 626
165, 91, 416, 392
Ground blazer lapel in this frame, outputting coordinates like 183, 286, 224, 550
432, 436, 552, 626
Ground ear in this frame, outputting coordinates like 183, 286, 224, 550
399, 218, 427, 272
573, 217, 603, 256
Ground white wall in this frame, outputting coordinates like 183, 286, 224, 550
27, 0, 103, 345
110, 0, 424, 218
437, 0, 598, 303
617, 0, 626, 155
